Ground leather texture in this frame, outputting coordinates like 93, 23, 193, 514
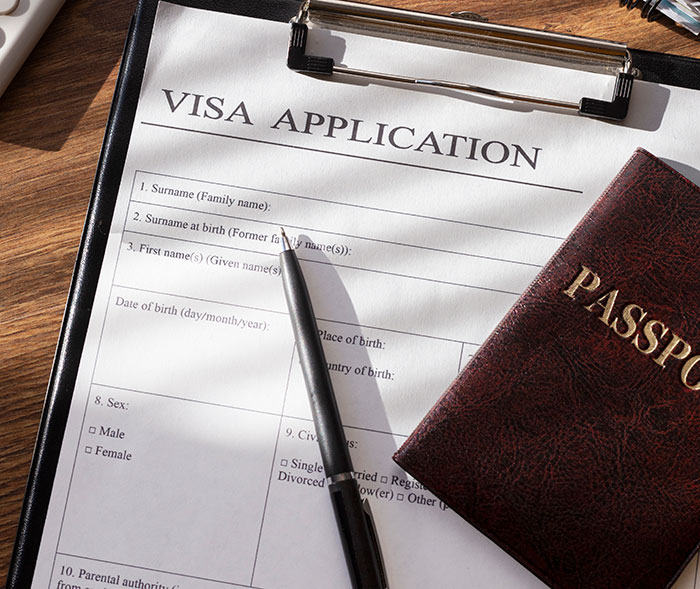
394, 149, 700, 589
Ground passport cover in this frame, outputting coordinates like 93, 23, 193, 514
393, 149, 700, 589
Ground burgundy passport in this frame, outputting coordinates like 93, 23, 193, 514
394, 149, 700, 589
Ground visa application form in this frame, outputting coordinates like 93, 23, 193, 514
29, 2, 700, 587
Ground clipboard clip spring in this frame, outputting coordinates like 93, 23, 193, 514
288, 0, 634, 121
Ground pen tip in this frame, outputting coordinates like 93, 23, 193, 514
280, 227, 292, 251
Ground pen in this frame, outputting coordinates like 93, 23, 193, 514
279, 228, 388, 589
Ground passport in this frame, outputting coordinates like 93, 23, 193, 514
393, 149, 700, 589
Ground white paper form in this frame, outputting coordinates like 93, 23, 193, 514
31, 2, 700, 588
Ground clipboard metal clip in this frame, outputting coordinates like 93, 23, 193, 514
288, 0, 634, 121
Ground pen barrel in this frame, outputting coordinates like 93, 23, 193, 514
280, 250, 353, 476
329, 477, 386, 589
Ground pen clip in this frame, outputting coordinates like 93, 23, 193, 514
362, 498, 389, 589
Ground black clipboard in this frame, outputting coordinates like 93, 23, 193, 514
7, 0, 700, 585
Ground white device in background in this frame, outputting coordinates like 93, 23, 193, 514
0, 0, 66, 98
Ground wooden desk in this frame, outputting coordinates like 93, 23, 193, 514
1, 0, 697, 582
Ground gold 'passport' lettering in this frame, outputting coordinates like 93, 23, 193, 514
563, 265, 700, 390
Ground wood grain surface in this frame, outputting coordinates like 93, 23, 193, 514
1, 0, 697, 583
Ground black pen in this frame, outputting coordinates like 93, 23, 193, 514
279, 228, 388, 589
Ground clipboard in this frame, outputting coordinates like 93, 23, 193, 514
6, 0, 700, 587
286, 0, 700, 121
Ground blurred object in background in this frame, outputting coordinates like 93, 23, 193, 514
621, 0, 700, 35
0, 0, 66, 98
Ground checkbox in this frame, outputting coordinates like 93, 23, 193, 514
380, 476, 388, 484
85, 446, 93, 454
280, 459, 288, 467
397, 493, 404, 501
88, 426, 96, 434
